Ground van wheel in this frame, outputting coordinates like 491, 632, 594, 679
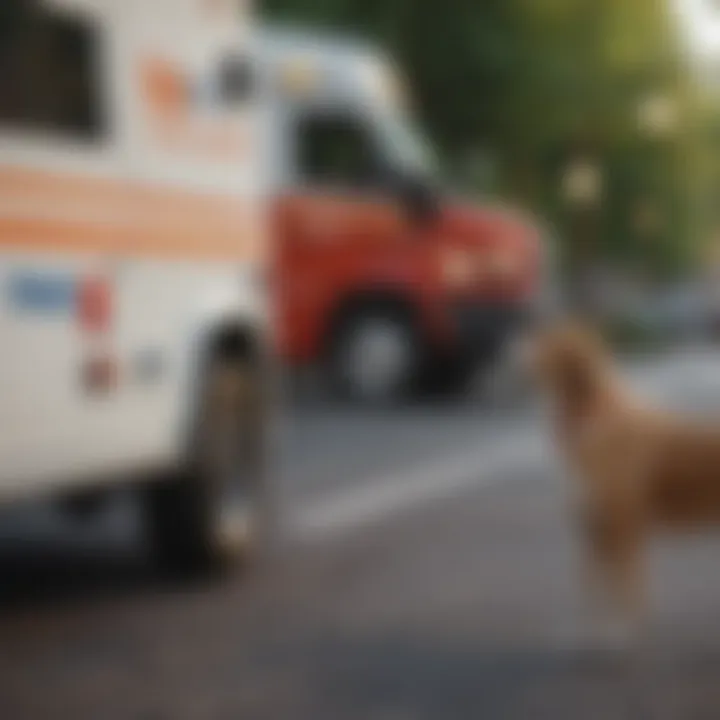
144, 356, 268, 576
329, 308, 420, 404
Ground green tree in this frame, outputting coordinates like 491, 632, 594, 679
263, 0, 698, 279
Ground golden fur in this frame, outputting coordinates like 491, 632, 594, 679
531, 321, 720, 631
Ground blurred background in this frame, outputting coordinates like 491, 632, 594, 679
265, 0, 720, 347
6, 1, 720, 719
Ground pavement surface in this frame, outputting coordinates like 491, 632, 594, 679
3, 348, 720, 718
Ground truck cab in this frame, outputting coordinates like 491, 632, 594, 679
261, 28, 544, 402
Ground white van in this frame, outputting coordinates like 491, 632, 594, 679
0, 0, 269, 572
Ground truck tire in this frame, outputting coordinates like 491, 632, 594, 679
328, 307, 420, 404
144, 354, 268, 576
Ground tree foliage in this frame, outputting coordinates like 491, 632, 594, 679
264, 0, 699, 277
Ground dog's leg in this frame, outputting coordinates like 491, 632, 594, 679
602, 541, 663, 720
604, 541, 645, 647
583, 509, 646, 650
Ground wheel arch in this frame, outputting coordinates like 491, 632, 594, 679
323, 286, 424, 357
179, 313, 268, 458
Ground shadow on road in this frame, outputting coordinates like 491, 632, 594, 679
0, 544, 160, 611
0, 497, 205, 613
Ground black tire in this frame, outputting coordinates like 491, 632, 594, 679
144, 355, 268, 577
327, 306, 421, 404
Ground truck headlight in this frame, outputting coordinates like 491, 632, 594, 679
441, 249, 475, 287
487, 250, 519, 278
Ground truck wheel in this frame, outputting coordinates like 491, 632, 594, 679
144, 355, 268, 576
329, 308, 420, 404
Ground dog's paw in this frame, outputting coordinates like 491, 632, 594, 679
589, 617, 640, 655
550, 616, 639, 655
599, 621, 633, 650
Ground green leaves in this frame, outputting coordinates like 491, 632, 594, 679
263, 0, 699, 278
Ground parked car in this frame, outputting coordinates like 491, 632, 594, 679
606, 282, 719, 345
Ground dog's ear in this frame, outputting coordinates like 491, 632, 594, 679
555, 327, 605, 416
559, 348, 596, 409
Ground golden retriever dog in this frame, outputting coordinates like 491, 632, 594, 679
526, 320, 720, 643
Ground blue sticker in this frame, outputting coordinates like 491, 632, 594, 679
7, 271, 77, 314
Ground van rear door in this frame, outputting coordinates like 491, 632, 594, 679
0, 0, 126, 488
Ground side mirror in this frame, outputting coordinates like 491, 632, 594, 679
388, 170, 440, 226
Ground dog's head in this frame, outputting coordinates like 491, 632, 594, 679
519, 319, 611, 416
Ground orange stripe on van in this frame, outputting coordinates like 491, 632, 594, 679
0, 167, 262, 260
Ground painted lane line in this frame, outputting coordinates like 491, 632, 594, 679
289, 432, 552, 541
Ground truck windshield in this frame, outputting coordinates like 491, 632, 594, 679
376, 110, 437, 181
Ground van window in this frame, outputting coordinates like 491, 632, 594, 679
0, 0, 104, 140
295, 113, 380, 190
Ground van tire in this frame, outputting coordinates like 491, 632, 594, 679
328, 307, 420, 404
144, 355, 268, 577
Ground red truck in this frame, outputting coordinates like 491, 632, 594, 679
261, 28, 546, 401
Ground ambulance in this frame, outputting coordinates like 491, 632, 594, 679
262, 28, 547, 402
0, 0, 269, 572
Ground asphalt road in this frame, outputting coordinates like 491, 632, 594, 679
4, 348, 720, 719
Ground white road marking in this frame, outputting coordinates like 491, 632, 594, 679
289, 432, 552, 541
